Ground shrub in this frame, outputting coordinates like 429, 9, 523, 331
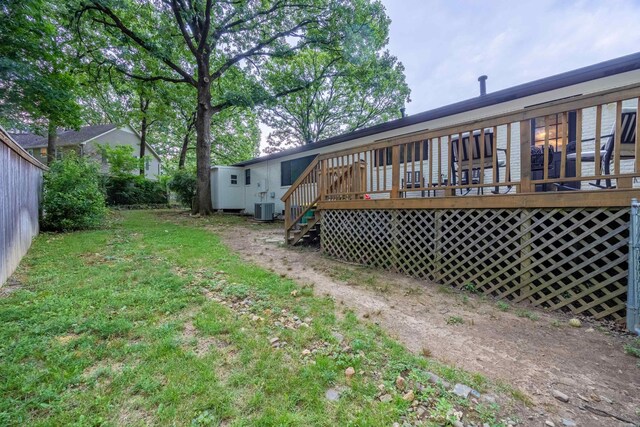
168, 168, 196, 208
102, 175, 168, 206
42, 154, 106, 231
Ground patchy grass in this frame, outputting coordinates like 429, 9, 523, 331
625, 338, 640, 362
0, 210, 513, 426
496, 301, 510, 312
312, 262, 381, 290
515, 309, 539, 322
446, 316, 465, 326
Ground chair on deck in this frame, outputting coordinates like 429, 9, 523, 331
566, 108, 637, 188
450, 129, 508, 195
401, 171, 426, 197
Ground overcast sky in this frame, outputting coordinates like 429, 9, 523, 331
259, 0, 640, 151
381, 0, 640, 114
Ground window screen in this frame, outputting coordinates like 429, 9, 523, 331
230, 174, 238, 185
281, 155, 315, 186
245, 169, 251, 185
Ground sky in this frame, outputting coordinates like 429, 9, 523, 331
381, 0, 640, 114
259, 0, 640, 151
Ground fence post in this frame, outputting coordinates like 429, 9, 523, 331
628, 198, 640, 335
519, 120, 533, 193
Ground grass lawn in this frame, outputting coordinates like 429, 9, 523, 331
0, 210, 514, 426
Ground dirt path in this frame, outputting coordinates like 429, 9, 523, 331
214, 220, 639, 426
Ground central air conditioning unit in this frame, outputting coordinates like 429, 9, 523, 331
254, 203, 275, 221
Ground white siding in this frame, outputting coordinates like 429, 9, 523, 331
217, 70, 640, 214
85, 127, 162, 180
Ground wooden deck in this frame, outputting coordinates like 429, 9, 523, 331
282, 84, 640, 323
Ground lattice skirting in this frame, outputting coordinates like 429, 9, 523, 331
321, 208, 630, 321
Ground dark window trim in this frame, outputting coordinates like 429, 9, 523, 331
245, 169, 251, 185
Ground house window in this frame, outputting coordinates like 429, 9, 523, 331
40, 148, 47, 157
245, 169, 251, 185
281, 155, 315, 186
230, 174, 238, 185
531, 112, 576, 151
145, 158, 150, 171
374, 141, 429, 167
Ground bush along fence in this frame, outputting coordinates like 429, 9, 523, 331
0, 127, 47, 286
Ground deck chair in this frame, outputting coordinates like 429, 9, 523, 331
531, 145, 556, 191
401, 171, 426, 197
450, 129, 508, 195
566, 108, 637, 188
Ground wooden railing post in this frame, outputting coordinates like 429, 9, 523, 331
519, 120, 533, 193
391, 145, 400, 198
318, 160, 326, 201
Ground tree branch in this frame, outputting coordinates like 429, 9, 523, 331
79, 2, 196, 85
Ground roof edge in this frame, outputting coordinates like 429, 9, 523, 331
234, 51, 640, 167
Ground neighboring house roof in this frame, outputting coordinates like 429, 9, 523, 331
235, 51, 640, 167
11, 124, 118, 149
10, 124, 161, 162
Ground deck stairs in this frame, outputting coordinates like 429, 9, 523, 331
282, 158, 366, 245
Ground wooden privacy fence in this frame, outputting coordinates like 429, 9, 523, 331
321, 207, 629, 321
0, 127, 47, 286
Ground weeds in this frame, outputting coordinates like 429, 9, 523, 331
446, 316, 464, 325
515, 309, 539, 321
496, 301, 510, 312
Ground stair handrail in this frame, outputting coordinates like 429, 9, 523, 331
282, 157, 321, 237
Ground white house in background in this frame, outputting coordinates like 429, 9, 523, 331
11, 124, 162, 180
210, 52, 640, 216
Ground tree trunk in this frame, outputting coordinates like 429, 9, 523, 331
178, 132, 190, 170
193, 79, 214, 215
139, 115, 147, 176
47, 121, 57, 165
139, 94, 149, 176
178, 111, 196, 170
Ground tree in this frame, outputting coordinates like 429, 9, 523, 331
71, 0, 389, 214
0, 0, 83, 164
82, 69, 173, 175
261, 48, 410, 153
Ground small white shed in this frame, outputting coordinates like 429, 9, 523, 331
210, 166, 245, 210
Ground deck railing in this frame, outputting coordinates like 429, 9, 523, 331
282, 84, 640, 234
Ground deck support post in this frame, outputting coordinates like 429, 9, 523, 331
519, 120, 533, 193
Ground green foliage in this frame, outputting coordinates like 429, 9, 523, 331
0, 0, 83, 133
102, 175, 167, 206
625, 338, 640, 358
42, 154, 106, 231
97, 144, 142, 177
262, 45, 411, 152
461, 283, 478, 293
168, 169, 197, 208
